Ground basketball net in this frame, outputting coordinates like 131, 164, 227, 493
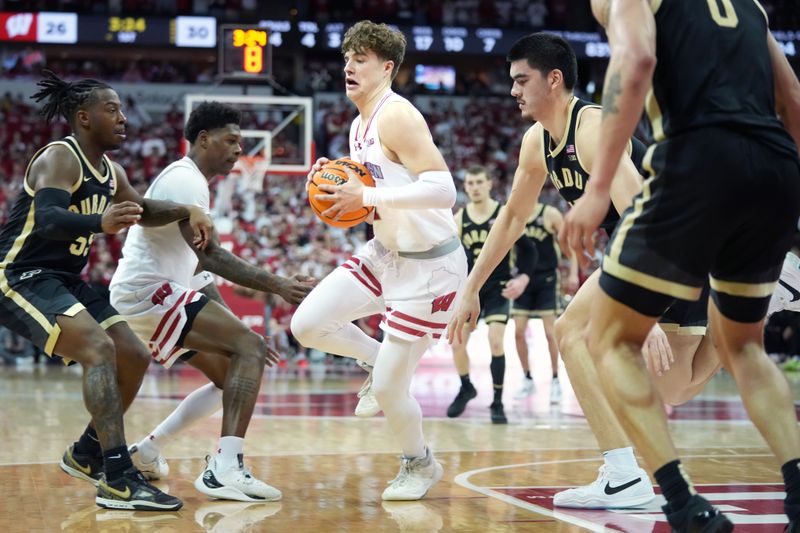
230, 155, 269, 193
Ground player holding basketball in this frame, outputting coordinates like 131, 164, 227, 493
291, 20, 467, 500
111, 101, 314, 502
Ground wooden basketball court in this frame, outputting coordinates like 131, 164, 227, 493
1, 322, 795, 532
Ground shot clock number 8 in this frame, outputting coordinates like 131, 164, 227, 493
219, 24, 272, 79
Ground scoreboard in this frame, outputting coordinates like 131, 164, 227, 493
0, 11, 796, 59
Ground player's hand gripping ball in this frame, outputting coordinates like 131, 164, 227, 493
308, 158, 375, 228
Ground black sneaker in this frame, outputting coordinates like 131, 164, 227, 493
60, 444, 103, 486
446, 384, 477, 418
663, 494, 732, 533
96, 467, 183, 511
489, 401, 507, 424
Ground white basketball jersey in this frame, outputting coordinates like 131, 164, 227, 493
349, 91, 457, 252
111, 157, 210, 292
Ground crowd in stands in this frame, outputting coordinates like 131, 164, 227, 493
0, 72, 798, 366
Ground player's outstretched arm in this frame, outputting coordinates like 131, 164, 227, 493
447, 125, 548, 343
561, 0, 655, 264
179, 220, 315, 305
464, 126, 546, 297
111, 162, 213, 249
29, 145, 141, 238
768, 32, 800, 150
587, 0, 656, 190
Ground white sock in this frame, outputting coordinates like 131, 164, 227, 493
602, 446, 640, 472
291, 267, 383, 366
371, 335, 429, 459
137, 382, 223, 463
216, 435, 244, 470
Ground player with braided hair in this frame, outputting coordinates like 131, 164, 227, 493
0, 70, 214, 510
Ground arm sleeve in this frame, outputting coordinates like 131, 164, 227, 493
34, 187, 102, 241
361, 170, 456, 209
515, 235, 538, 279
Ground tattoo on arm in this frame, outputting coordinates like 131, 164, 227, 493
602, 71, 623, 118
139, 199, 190, 227
201, 245, 284, 294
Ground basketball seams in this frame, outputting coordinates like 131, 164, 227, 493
308, 157, 375, 228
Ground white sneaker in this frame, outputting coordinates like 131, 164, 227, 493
195, 455, 282, 502
355, 365, 381, 417
129, 444, 169, 480
549, 377, 562, 403
515, 377, 536, 398
769, 251, 800, 316
553, 465, 655, 509
382, 448, 444, 501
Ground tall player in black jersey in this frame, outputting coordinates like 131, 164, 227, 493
447, 32, 742, 511
448, 166, 536, 424
0, 71, 214, 511
563, 1, 800, 531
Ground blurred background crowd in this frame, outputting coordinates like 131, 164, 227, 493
0, 0, 798, 369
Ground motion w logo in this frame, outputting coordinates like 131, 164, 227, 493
6, 13, 33, 38
431, 291, 457, 314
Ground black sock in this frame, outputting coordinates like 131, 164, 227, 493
524, 370, 531, 380
459, 374, 472, 388
654, 460, 694, 511
490, 355, 505, 404
782, 458, 800, 520
103, 445, 134, 483
552, 373, 558, 379
74, 424, 101, 457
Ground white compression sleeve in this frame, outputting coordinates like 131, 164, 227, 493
361, 170, 456, 209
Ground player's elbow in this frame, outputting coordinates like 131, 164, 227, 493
440, 180, 457, 208
34, 207, 70, 241
617, 48, 656, 90
419, 170, 457, 208
632, 52, 656, 83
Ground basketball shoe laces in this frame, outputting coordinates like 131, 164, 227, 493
206, 455, 257, 484
357, 373, 373, 399
387, 457, 416, 487
588, 464, 612, 487
388, 451, 433, 487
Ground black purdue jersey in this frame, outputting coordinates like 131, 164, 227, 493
544, 97, 648, 232
460, 202, 513, 285
648, 0, 795, 155
524, 204, 559, 274
0, 136, 118, 275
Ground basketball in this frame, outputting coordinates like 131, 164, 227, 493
308, 158, 375, 228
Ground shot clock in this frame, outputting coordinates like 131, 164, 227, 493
218, 24, 272, 79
